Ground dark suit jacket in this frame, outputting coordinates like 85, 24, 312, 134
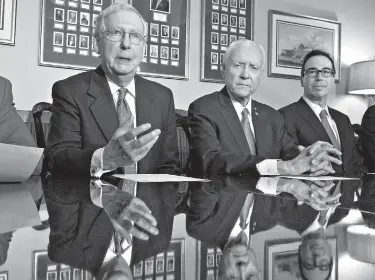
45, 66, 180, 177
44, 177, 178, 276
151, 0, 169, 12
361, 105, 375, 172
188, 87, 299, 177
279, 98, 362, 177
186, 176, 287, 250
0, 76, 36, 146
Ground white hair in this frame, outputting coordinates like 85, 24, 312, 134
222, 39, 266, 71
93, 3, 148, 39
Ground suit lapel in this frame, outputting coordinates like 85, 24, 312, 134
134, 75, 157, 174
296, 98, 331, 143
87, 66, 118, 142
218, 87, 251, 155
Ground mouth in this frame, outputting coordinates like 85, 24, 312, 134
117, 57, 132, 62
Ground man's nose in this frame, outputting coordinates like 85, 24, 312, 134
240, 66, 250, 79
120, 33, 131, 48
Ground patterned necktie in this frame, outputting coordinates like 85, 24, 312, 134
319, 109, 341, 152
241, 108, 256, 155
239, 193, 255, 230
116, 88, 136, 194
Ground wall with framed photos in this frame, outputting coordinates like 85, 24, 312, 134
0, 0, 374, 126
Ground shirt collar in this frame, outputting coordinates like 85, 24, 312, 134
106, 75, 136, 98
228, 91, 252, 116
302, 96, 330, 119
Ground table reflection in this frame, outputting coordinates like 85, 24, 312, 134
4, 174, 375, 279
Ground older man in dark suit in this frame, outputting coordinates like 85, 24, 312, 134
279, 49, 363, 178
44, 2, 180, 266
188, 40, 342, 178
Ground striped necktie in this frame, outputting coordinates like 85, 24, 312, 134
241, 108, 256, 155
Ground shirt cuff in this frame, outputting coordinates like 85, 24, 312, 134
90, 148, 115, 178
90, 180, 104, 208
256, 159, 280, 175
256, 177, 279, 195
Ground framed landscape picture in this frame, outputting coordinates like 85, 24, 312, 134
265, 237, 337, 280
0, 0, 17, 45
268, 10, 341, 83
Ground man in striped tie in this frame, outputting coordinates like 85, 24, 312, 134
188, 40, 342, 179
279, 49, 364, 179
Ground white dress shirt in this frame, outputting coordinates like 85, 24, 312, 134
90, 77, 137, 179
228, 180, 278, 244
90, 180, 133, 265
228, 94, 280, 175
302, 96, 341, 145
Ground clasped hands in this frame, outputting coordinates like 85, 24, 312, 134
102, 116, 161, 170
278, 141, 342, 176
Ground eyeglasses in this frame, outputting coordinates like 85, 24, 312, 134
301, 260, 332, 271
102, 28, 145, 44
304, 68, 335, 78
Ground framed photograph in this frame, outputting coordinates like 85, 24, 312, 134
133, 262, 143, 277
268, 10, 341, 83
171, 26, 179, 39
39, 0, 113, 70
265, 237, 338, 280
60, 270, 71, 280
150, 0, 171, 14
161, 25, 169, 38
171, 47, 179, 60
200, 0, 255, 83
0, 0, 17, 45
73, 269, 83, 280
67, 10, 78, 25
145, 258, 154, 275
160, 46, 169, 59
197, 241, 223, 280
156, 258, 165, 273
0, 272, 8, 280
132, 0, 190, 80
47, 271, 57, 280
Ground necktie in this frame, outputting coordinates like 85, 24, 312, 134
241, 108, 256, 155
116, 88, 137, 194
318, 182, 341, 226
319, 109, 341, 152
239, 193, 255, 231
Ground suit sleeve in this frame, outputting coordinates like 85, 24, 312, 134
157, 90, 181, 175
0, 78, 36, 147
188, 101, 265, 176
361, 106, 375, 172
278, 109, 301, 161
45, 81, 100, 177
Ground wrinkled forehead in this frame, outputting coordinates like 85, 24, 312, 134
104, 10, 144, 32
228, 43, 263, 65
304, 55, 333, 70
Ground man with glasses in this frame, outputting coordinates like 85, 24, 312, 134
279, 49, 363, 179
45, 2, 180, 266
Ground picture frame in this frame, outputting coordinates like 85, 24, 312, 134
132, 239, 185, 280
196, 241, 222, 280
264, 237, 338, 280
39, 0, 114, 70
0, 272, 8, 280
0, 0, 17, 45
268, 10, 341, 83
33, 251, 90, 280
131, 0, 191, 80
200, 0, 255, 83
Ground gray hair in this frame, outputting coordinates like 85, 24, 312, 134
222, 39, 266, 71
93, 3, 148, 39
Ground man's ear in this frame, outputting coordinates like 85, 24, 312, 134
93, 38, 100, 54
300, 76, 304, 87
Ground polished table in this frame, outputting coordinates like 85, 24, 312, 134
1, 174, 375, 280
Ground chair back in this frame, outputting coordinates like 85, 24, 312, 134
32, 102, 52, 148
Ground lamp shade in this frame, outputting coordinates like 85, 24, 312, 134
347, 225, 375, 264
348, 60, 375, 95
